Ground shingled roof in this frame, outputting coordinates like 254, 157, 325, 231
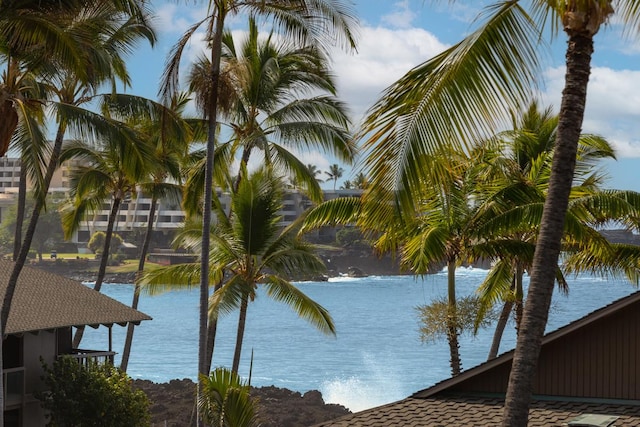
0, 259, 150, 334
314, 290, 640, 426
313, 394, 640, 426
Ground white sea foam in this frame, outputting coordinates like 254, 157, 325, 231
320, 353, 405, 412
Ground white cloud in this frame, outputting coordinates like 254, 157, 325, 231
329, 25, 449, 124
154, 2, 208, 35
381, 1, 417, 29
540, 65, 640, 158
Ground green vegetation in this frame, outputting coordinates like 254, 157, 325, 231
5, 1, 640, 425
39, 356, 150, 427
198, 368, 258, 427
88, 231, 124, 256
140, 168, 334, 374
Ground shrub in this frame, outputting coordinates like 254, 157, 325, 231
88, 231, 124, 255
38, 356, 150, 427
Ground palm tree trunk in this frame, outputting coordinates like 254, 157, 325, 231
12, 166, 27, 260
121, 194, 157, 372
514, 264, 524, 333
446, 260, 461, 376
0, 123, 66, 425
488, 299, 513, 360
2, 123, 67, 331
204, 277, 224, 374
502, 31, 594, 426
73, 196, 122, 348
232, 293, 250, 374
198, 11, 226, 426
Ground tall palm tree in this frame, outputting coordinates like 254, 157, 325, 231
356, 1, 640, 424
0, 1, 155, 419
139, 168, 335, 374
60, 126, 154, 347
471, 101, 617, 359
119, 93, 194, 372
2, 0, 156, 333
188, 17, 355, 200
161, 4, 356, 407
301, 148, 487, 376
325, 163, 344, 190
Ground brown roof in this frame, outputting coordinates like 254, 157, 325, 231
315, 291, 640, 426
313, 394, 640, 426
0, 259, 151, 334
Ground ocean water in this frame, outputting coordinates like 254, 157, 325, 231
80, 268, 637, 412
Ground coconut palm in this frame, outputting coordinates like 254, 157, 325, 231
139, 167, 335, 374
358, 1, 640, 423
187, 17, 355, 202
400, 150, 483, 376
0, 1, 155, 418
198, 367, 258, 427
307, 164, 323, 182
60, 125, 154, 347
470, 101, 616, 358
301, 148, 487, 376
2, 0, 156, 335
353, 172, 368, 190
325, 163, 344, 190
161, 4, 356, 402
119, 93, 194, 372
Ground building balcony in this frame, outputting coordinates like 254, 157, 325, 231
68, 349, 116, 367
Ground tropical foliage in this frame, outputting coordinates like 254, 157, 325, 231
198, 367, 258, 427
139, 168, 335, 374
39, 356, 150, 427
159, 3, 358, 404
349, 0, 640, 422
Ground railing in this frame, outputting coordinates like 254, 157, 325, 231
3, 367, 25, 408
67, 349, 116, 367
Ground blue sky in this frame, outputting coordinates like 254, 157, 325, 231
124, 1, 640, 190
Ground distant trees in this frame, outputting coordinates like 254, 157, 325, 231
88, 231, 124, 256
325, 164, 344, 190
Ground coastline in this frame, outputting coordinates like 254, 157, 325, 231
134, 378, 351, 427
27, 260, 353, 426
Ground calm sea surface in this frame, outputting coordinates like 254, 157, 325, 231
81, 269, 637, 412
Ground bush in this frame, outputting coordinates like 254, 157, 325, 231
38, 356, 150, 427
88, 231, 124, 255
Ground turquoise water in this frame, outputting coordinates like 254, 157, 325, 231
80, 268, 637, 412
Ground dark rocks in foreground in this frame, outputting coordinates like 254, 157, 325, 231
132, 378, 351, 427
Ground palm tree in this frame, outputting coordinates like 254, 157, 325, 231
356, 2, 640, 423
353, 172, 368, 190
400, 150, 482, 376
301, 149, 486, 376
198, 367, 258, 427
307, 164, 323, 183
325, 164, 344, 190
60, 126, 154, 347
469, 101, 611, 357
161, 4, 356, 407
140, 168, 335, 374
2, 0, 156, 335
188, 18, 355, 201
340, 180, 353, 190
119, 93, 194, 372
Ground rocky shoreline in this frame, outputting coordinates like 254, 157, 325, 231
133, 378, 351, 427
27, 261, 354, 426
